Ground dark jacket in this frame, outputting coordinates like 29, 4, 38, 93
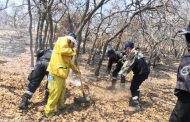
36, 49, 52, 62
119, 48, 149, 75
107, 51, 126, 72
175, 52, 190, 97
27, 49, 52, 82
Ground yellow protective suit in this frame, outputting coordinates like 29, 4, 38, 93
45, 36, 79, 117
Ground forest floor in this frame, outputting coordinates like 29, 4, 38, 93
0, 29, 178, 122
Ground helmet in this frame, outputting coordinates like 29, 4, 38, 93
106, 48, 115, 56
68, 32, 77, 40
36, 49, 44, 58
67, 32, 77, 45
124, 40, 134, 49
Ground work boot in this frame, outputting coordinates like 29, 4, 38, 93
45, 112, 56, 118
133, 100, 140, 108
18, 93, 32, 110
120, 83, 125, 89
120, 75, 126, 90
107, 79, 116, 90
43, 90, 49, 103
129, 97, 140, 108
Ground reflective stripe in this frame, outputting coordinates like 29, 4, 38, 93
132, 96, 138, 100
25, 90, 33, 96
112, 77, 117, 80
57, 64, 63, 68
57, 64, 68, 69
48, 75, 54, 80
65, 36, 77, 45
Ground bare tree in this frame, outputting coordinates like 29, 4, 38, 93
82, 20, 91, 54
75, 0, 108, 64
27, 0, 34, 67
94, 0, 165, 76
4, 0, 190, 77
0, 0, 9, 11
32, 0, 55, 49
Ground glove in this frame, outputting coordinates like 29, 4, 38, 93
72, 66, 80, 76
118, 68, 125, 75
76, 66, 81, 75
73, 48, 77, 52
118, 71, 123, 75
71, 48, 77, 55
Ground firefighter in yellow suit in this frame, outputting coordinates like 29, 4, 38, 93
45, 33, 80, 117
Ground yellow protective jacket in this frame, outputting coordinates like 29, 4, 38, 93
47, 36, 78, 78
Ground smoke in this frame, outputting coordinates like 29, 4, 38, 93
69, 78, 82, 86
68, 72, 85, 86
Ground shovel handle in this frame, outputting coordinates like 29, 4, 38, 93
78, 74, 86, 98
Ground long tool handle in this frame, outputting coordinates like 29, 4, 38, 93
79, 74, 86, 98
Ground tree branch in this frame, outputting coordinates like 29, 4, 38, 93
0, 0, 9, 11
76, 0, 108, 34
80, 0, 90, 24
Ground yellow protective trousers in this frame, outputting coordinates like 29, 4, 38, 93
45, 74, 66, 117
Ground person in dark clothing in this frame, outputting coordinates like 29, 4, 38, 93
106, 48, 126, 90
118, 40, 149, 107
169, 25, 190, 122
18, 49, 52, 110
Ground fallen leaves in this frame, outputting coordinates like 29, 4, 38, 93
0, 47, 177, 122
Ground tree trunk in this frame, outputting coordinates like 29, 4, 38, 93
35, 18, 40, 52
115, 30, 123, 51
75, 0, 107, 64
39, 12, 46, 49
67, 13, 74, 32
47, 0, 54, 49
75, 31, 82, 65
27, 0, 34, 67
87, 20, 103, 64
42, 19, 49, 48
46, 32, 50, 49
13, 11, 17, 28
53, 23, 58, 42
82, 34, 87, 54
87, 38, 97, 64
82, 22, 90, 54
48, 13, 54, 49
95, 41, 109, 76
